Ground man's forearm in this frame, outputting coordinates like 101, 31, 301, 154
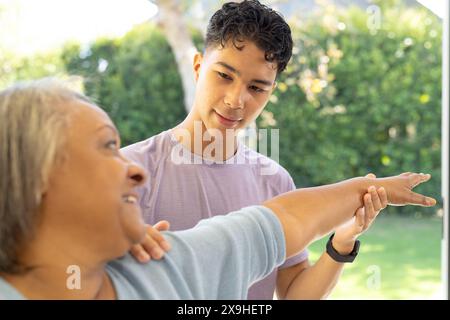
283, 252, 345, 299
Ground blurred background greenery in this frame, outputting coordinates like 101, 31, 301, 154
0, 0, 443, 299
308, 214, 442, 299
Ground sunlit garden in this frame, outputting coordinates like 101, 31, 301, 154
0, 0, 444, 299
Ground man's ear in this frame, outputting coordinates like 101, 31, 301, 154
271, 81, 278, 94
193, 52, 203, 82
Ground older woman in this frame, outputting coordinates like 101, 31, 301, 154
0, 79, 435, 299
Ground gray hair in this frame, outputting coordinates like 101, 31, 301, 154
0, 78, 93, 273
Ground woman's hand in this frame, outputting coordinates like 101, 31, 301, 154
377, 172, 436, 206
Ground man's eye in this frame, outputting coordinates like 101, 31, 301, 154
250, 85, 264, 93
217, 72, 232, 80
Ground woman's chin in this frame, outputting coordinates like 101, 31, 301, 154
127, 222, 147, 245
120, 209, 147, 245
134, 225, 148, 244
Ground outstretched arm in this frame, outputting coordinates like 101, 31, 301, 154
263, 173, 435, 258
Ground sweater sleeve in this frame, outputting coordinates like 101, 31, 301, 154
161, 205, 286, 299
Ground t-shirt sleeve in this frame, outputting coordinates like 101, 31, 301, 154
161, 205, 286, 299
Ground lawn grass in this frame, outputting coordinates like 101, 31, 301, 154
307, 214, 443, 300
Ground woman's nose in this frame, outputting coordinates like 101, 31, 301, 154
127, 162, 147, 187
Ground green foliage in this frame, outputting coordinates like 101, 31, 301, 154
259, 5, 442, 213
0, 50, 64, 89
1, 5, 442, 214
61, 23, 187, 146
308, 214, 441, 299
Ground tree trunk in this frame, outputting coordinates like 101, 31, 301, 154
153, 0, 197, 113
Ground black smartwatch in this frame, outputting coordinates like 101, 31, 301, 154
326, 233, 360, 263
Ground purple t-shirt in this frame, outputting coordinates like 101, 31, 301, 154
121, 130, 309, 299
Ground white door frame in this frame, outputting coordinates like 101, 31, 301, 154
442, 0, 449, 301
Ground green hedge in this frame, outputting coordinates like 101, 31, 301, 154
61, 24, 187, 146
257, 5, 441, 213
3, 5, 442, 214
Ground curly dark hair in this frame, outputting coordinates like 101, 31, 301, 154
205, 0, 293, 75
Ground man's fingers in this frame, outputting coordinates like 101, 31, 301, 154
355, 207, 365, 230
154, 220, 170, 232
142, 233, 166, 260
146, 225, 172, 252
378, 187, 388, 209
368, 186, 383, 211
130, 224, 172, 263
146, 225, 166, 243
408, 190, 436, 207
365, 173, 376, 179
363, 193, 376, 229
130, 244, 151, 263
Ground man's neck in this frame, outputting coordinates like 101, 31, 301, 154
173, 114, 239, 162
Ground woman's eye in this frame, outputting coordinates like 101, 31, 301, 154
217, 72, 232, 80
105, 140, 118, 150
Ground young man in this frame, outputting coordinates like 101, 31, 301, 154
123, 0, 382, 299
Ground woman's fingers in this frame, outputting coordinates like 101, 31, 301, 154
408, 190, 437, 207
409, 173, 431, 188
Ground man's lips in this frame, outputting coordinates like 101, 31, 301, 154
214, 110, 243, 123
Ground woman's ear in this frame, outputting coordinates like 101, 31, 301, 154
39, 152, 67, 203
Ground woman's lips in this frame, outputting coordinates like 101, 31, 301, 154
214, 110, 242, 127
122, 194, 138, 204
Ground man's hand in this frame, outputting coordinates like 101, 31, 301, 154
130, 221, 172, 263
375, 172, 436, 206
332, 174, 387, 255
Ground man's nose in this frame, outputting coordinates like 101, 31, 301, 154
224, 85, 246, 109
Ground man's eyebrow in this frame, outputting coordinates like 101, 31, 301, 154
252, 79, 273, 87
215, 62, 240, 76
215, 61, 273, 87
